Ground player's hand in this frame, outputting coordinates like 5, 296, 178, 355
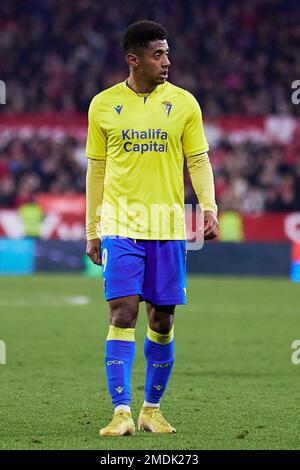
86, 238, 102, 265
204, 210, 219, 240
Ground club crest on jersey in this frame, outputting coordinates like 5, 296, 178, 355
114, 104, 123, 115
161, 101, 172, 116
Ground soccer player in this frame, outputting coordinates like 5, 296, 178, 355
85, 20, 218, 436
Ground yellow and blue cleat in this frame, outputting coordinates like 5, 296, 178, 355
99, 410, 135, 437
138, 407, 176, 434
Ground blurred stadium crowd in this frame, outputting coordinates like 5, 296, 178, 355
1, 0, 299, 115
1, 0, 299, 213
1, 134, 300, 213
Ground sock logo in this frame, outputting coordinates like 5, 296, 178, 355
154, 385, 163, 391
107, 360, 124, 366
153, 363, 171, 368
115, 386, 124, 394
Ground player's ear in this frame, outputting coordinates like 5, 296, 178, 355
126, 53, 140, 69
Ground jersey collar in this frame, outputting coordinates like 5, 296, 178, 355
123, 80, 166, 99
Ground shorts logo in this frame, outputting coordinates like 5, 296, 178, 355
115, 386, 124, 394
114, 104, 123, 115
161, 101, 172, 116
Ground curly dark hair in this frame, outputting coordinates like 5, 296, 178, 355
122, 20, 168, 54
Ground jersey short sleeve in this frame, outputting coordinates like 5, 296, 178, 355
86, 96, 107, 160
182, 93, 209, 158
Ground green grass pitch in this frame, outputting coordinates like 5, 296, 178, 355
0, 274, 299, 450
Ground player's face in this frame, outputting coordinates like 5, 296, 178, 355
139, 40, 170, 85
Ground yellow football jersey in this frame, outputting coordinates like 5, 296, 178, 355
86, 80, 209, 240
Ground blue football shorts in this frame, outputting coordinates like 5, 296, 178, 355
101, 236, 187, 305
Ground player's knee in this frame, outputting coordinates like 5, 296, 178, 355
149, 319, 173, 335
149, 306, 175, 334
109, 298, 138, 328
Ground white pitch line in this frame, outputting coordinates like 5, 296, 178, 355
0, 295, 90, 307
65, 296, 90, 305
